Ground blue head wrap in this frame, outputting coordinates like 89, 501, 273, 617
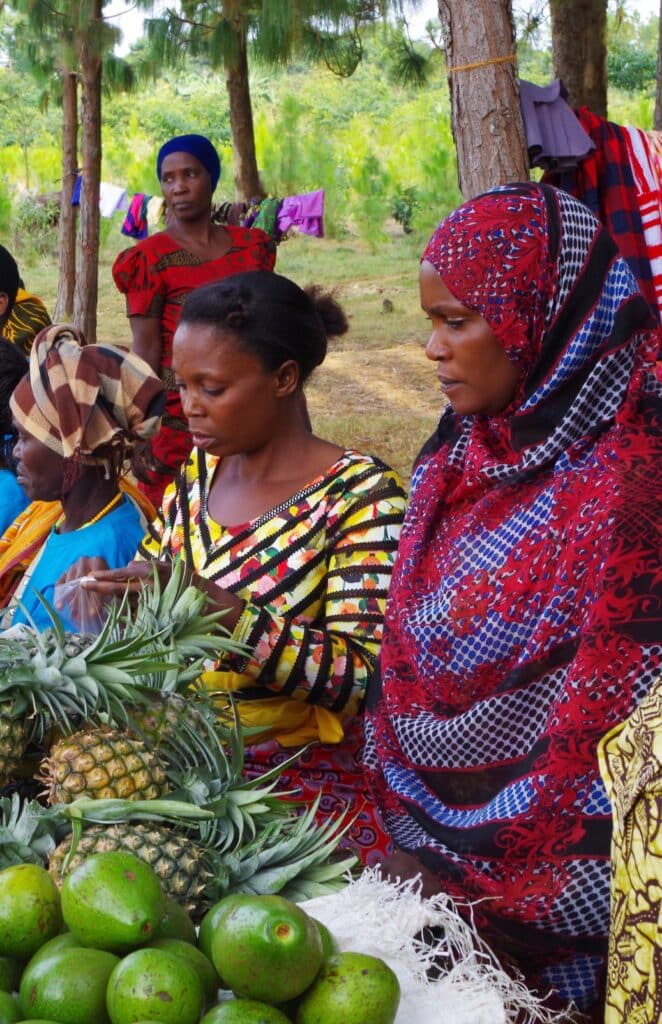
156, 134, 221, 192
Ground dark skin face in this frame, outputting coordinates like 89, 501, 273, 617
173, 323, 298, 460
173, 322, 340, 526
160, 151, 213, 224
13, 425, 66, 502
420, 260, 521, 417
77, 321, 341, 622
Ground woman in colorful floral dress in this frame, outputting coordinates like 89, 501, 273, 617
83, 270, 407, 865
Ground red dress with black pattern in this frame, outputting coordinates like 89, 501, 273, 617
113, 226, 276, 505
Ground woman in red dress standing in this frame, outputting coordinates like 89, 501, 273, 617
113, 134, 276, 505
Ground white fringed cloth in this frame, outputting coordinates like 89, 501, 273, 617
302, 869, 574, 1024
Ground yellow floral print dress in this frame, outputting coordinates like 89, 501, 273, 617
598, 676, 662, 1024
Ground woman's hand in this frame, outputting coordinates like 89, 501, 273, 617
79, 559, 170, 600
54, 556, 111, 632
80, 559, 246, 631
379, 848, 442, 899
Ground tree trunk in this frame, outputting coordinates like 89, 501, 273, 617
655, 0, 662, 131
549, 0, 607, 117
73, 17, 102, 346
55, 69, 78, 322
225, 30, 264, 202
438, 0, 528, 200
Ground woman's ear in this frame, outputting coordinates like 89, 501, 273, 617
0, 293, 8, 320
274, 359, 300, 397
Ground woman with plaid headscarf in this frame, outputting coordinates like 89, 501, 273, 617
0, 325, 164, 630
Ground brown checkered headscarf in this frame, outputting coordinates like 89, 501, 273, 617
10, 324, 164, 473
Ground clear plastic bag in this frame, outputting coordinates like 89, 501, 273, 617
53, 576, 110, 635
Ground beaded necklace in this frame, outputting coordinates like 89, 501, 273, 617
55, 491, 123, 533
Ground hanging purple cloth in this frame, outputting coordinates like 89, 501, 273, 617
277, 190, 325, 238
519, 79, 595, 171
121, 193, 149, 240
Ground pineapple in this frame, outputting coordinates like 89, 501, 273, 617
0, 564, 356, 909
39, 701, 355, 912
0, 559, 238, 792
0, 709, 33, 787
38, 727, 169, 805
48, 823, 211, 917
127, 692, 212, 749
0, 766, 356, 917
0, 607, 173, 788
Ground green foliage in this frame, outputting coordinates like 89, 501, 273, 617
11, 194, 60, 262
516, 37, 554, 84
608, 45, 656, 94
0, 68, 54, 188
0, 178, 12, 235
348, 150, 391, 250
388, 35, 433, 88
257, 94, 305, 195
609, 90, 655, 131
391, 185, 419, 233
0, 24, 465, 246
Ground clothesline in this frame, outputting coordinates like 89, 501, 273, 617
70, 172, 325, 244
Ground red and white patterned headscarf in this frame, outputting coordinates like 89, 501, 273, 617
365, 182, 662, 1013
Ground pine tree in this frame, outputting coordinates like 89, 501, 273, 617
9, 0, 133, 336
142, 0, 422, 201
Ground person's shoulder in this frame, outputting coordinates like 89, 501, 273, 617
113, 232, 176, 270
224, 224, 276, 257
92, 495, 147, 552
224, 224, 269, 244
327, 450, 407, 501
113, 232, 181, 294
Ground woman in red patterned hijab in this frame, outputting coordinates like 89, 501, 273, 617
365, 182, 661, 1019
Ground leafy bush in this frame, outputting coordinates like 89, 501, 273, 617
608, 41, 656, 94
348, 151, 390, 251
391, 186, 419, 233
11, 193, 60, 262
0, 178, 11, 236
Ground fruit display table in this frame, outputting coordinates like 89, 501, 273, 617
301, 869, 567, 1024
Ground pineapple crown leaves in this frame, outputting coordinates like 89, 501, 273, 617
136, 693, 237, 797
278, 857, 358, 902
125, 557, 249, 685
146, 697, 307, 855
208, 793, 358, 900
0, 795, 68, 870
62, 795, 216, 826
0, 592, 182, 737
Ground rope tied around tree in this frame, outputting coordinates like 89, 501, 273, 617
449, 53, 517, 74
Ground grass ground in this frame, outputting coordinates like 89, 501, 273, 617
25, 227, 444, 484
